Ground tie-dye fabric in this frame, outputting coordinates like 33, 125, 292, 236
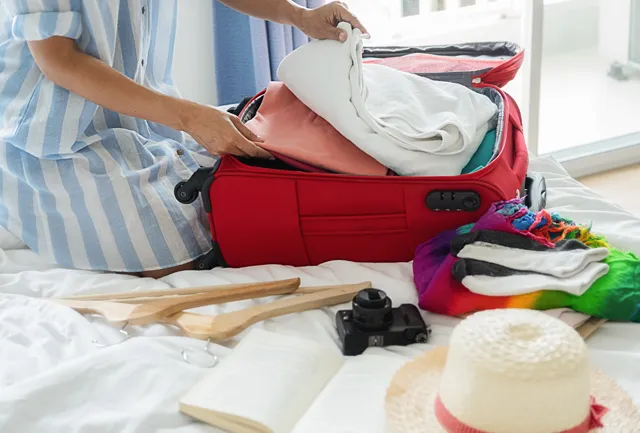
414, 199, 640, 322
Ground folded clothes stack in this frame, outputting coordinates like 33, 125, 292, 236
413, 198, 640, 322
450, 230, 610, 297
243, 22, 499, 177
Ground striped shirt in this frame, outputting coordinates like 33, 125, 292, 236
0, 0, 216, 272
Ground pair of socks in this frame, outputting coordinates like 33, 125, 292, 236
450, 230, 610, 297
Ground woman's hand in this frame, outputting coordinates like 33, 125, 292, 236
294, 1, 368, 42
180, 102, 273, 159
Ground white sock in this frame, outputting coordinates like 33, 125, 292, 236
452, 259, 609, 297
451, 230, 609, 278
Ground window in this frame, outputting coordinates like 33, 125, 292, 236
338, 0, 640, 177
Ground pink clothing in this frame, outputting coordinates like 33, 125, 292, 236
244, 82, 388, 176
434, 394, 608, 433
363, 53, 501, 74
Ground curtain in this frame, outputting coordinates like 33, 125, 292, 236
213, 0, 325, 106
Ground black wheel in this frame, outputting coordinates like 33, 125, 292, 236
174, 181, 199, 204
194, 242, 227, 270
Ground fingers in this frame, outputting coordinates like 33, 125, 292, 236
333, 2, 369, 37
343, 12, 368, 36
329, 26, 348, 42
227, 116, 273, 159
229, 115, 264, 143
232, 137, 274, 160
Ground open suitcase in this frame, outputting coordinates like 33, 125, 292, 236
175, 42, 541, 270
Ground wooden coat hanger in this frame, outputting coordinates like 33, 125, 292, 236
53, 279, 301, 326
160, 282, 371, 341
54, 280, 371, 341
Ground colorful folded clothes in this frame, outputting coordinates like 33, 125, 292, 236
277, 22, 498, 176
243, 80, 498, 176
413, 198, 640, 322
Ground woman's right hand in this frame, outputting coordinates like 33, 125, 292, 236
180, 101, 273, 159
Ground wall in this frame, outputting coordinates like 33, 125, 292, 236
173, 0, 218, 106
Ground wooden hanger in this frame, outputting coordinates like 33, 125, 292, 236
161, 282, 371, 341
58, 279, 302, 302
59, 282, 361, 304
53, 278, 301, 326
55, 280, 371, 341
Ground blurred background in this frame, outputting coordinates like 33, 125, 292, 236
336, 0, 640, 177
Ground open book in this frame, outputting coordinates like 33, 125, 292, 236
179, 314, 604, 433
179, 327, 414, 433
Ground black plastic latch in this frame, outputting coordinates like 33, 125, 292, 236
426, 191, 481, 212
195, 241, 227, 270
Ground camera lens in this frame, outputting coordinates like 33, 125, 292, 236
351, 288, 393, 331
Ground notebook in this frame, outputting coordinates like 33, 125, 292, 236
179, 329, 349, 433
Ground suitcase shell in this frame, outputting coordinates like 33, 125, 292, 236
176, 42, 528, 269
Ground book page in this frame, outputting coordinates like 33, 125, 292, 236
291, 351, 408, 433
544, 308, 591, 329
180, 328, 343, 433
458, 309, 591, 329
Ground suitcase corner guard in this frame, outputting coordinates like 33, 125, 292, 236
195, 241, 227, 270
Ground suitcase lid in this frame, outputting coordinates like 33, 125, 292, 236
238, 41, 522, 120
362, 41, 523, 88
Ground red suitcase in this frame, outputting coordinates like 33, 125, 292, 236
175, 42, 529, 270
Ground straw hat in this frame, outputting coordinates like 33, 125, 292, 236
385, 309, 640, 433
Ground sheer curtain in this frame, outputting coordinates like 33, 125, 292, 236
213, 0, 324, 105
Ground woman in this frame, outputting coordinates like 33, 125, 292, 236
0, 1, 367, 278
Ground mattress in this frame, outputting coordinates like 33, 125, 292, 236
0, 155, 639, 433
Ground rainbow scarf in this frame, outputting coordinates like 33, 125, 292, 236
414, 199, 640, 322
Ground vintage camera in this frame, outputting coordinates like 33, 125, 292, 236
336, 288, 431, 356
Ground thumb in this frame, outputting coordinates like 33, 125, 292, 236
325, 26, 348, 42
230, 115, 264, 142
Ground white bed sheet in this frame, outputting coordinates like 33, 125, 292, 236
0, 155, 639, 433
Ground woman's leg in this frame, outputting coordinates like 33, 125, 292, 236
14, 141, 214, 274
139, 260, 196, 279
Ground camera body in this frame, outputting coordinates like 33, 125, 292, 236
336, 288, 431, 356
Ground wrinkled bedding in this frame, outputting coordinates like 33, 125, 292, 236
1, 155, 639, 433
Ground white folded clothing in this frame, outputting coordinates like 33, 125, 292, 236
277, 22, 498, 176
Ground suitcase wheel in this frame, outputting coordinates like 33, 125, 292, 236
174, 181, 199, 204
174, 163, 221, 206
523, 173, 547, 212
195, 242, 227, 270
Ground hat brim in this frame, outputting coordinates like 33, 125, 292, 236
385, 346, 640, 433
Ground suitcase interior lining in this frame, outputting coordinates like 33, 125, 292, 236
362, 41, 520, 60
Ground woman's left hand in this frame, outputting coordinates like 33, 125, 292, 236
295, 1, 368, 42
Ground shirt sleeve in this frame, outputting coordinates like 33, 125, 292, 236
5, 0, 83, 42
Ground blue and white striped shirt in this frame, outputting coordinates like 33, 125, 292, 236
0, 0, 216, 272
